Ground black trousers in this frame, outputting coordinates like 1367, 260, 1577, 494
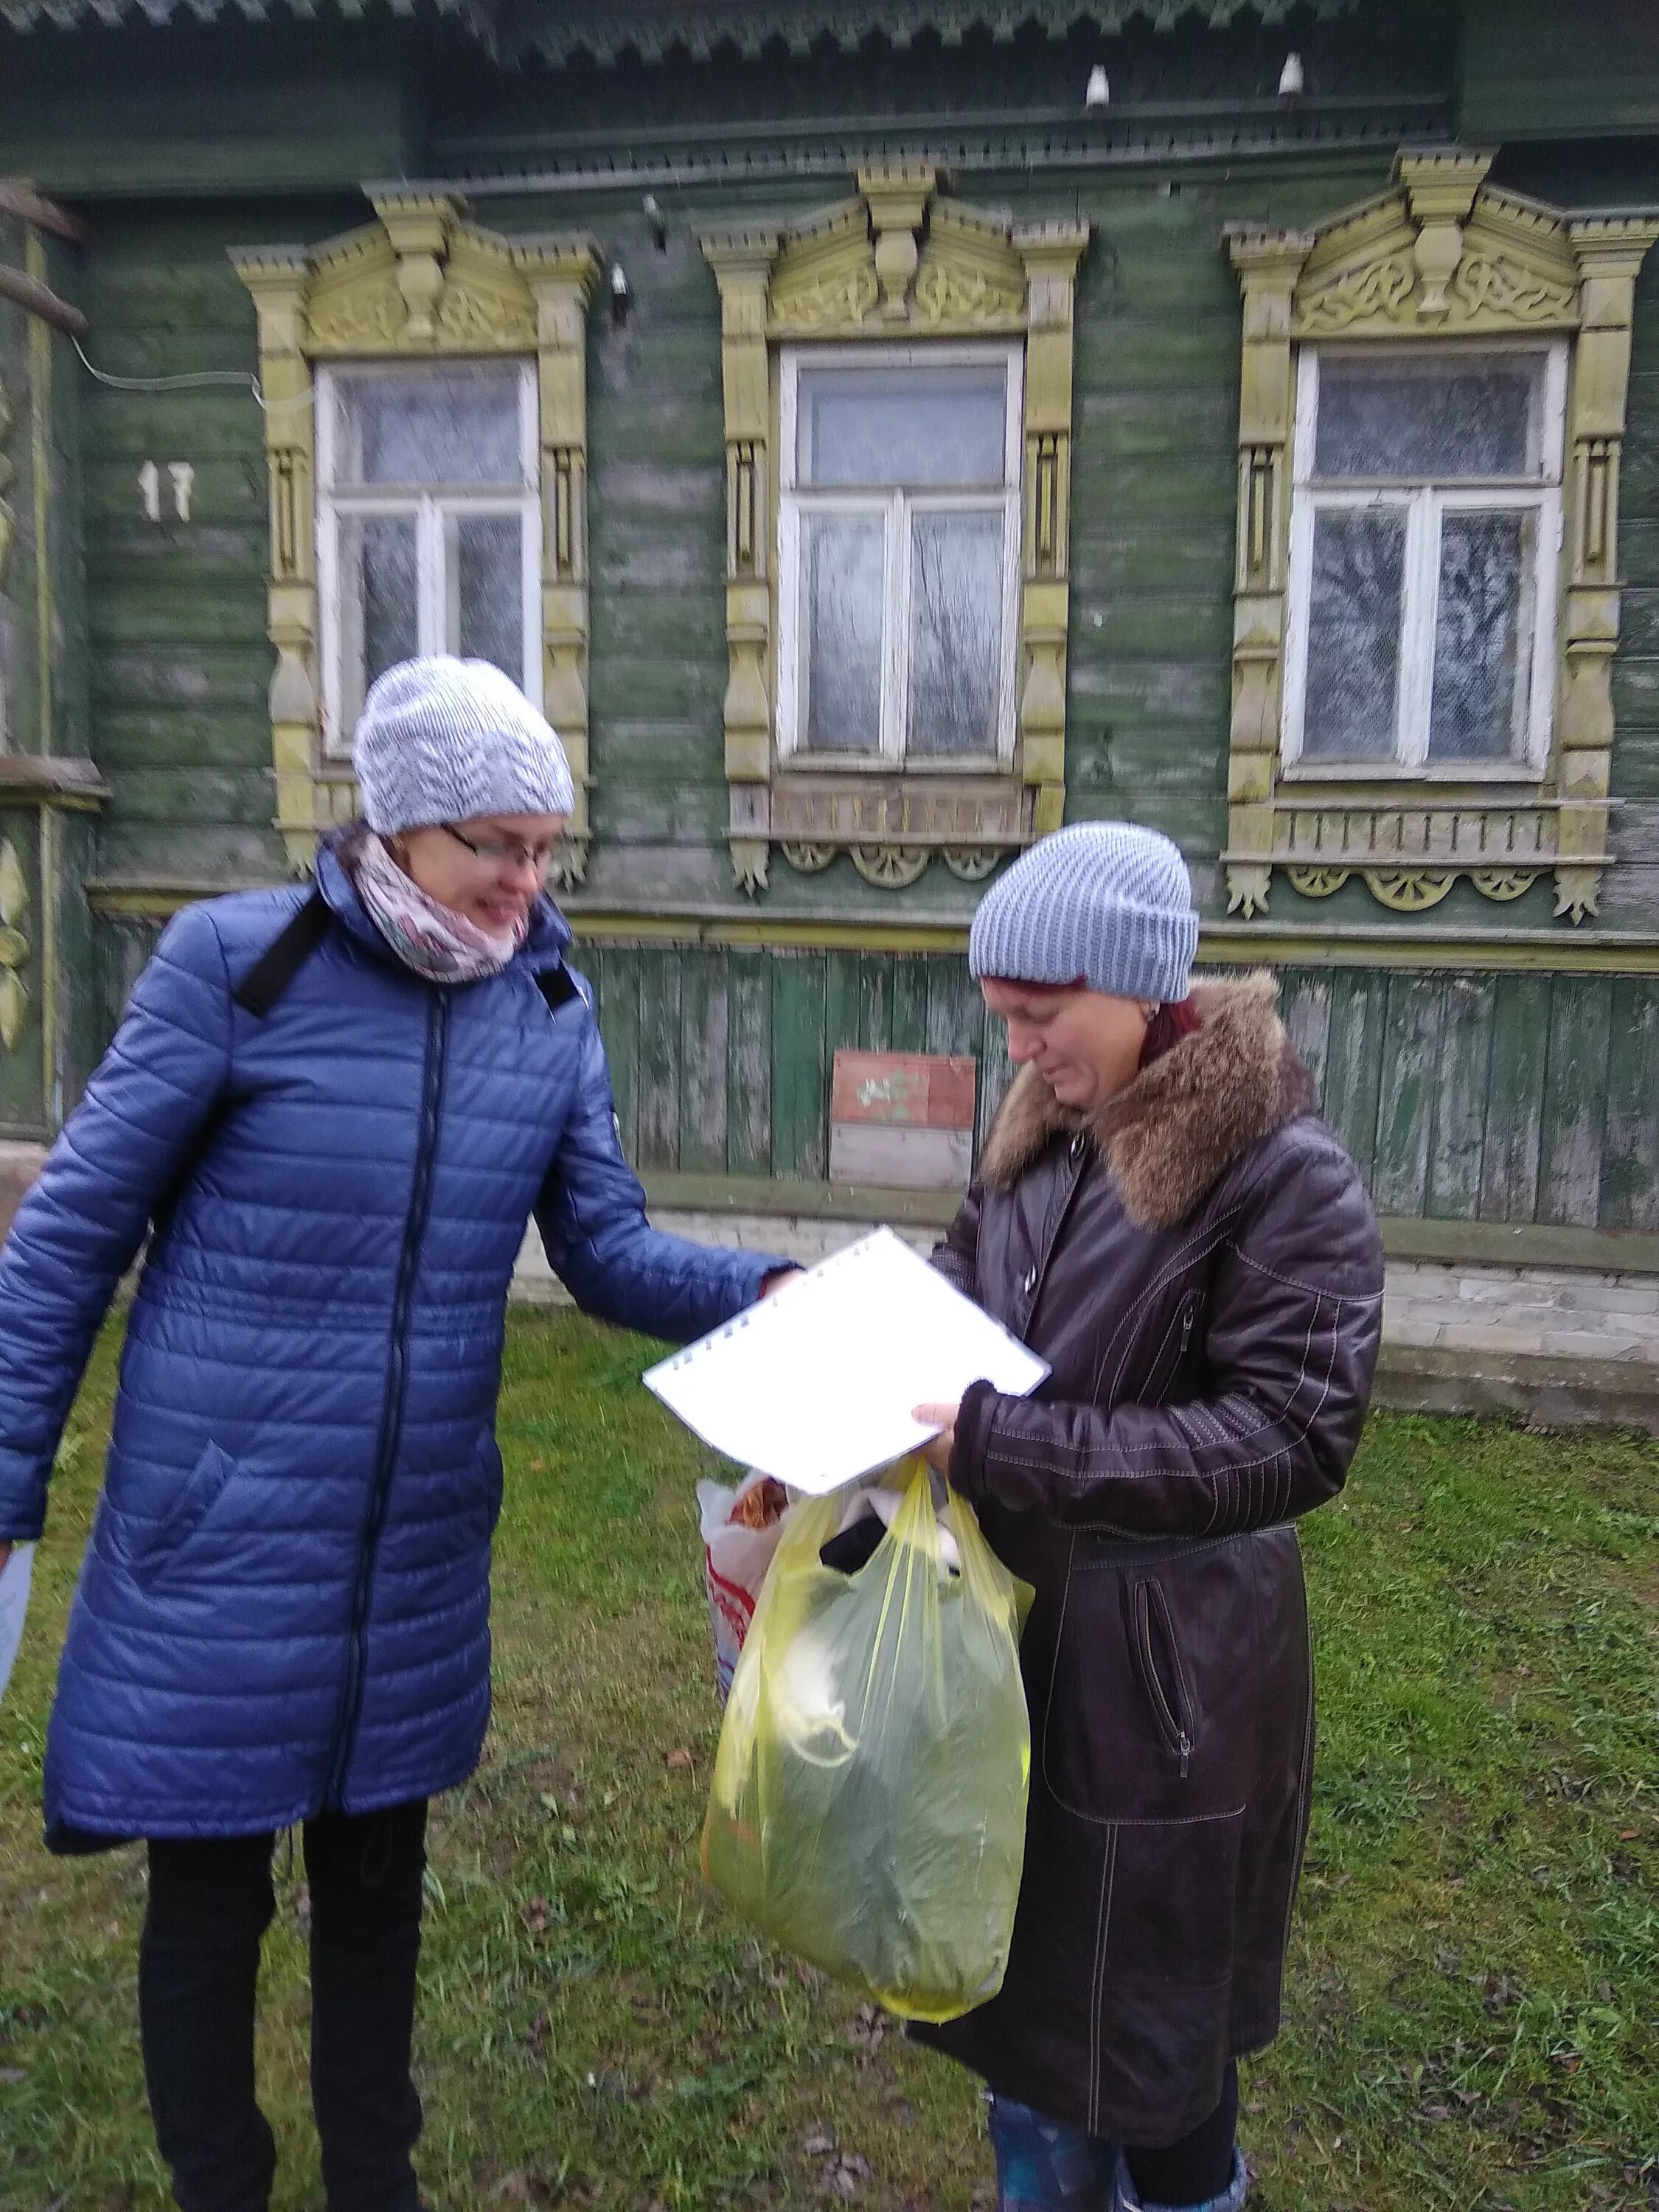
1125, 2063, 1239, 2205
139, 1800, 428, 2212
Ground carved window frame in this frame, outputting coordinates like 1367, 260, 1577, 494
1223, 150, 1659, 924
700, 168, 1090, 895
775, 338, 1024, 770
232, 194, 601, 886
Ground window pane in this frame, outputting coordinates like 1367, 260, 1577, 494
1428, 509, 1535, 763
340, 514, 418, 728
801, 368, 1006, 487
448, 513, 524, 686
1315, 355, 1545, 481
803, 515, 885, 752
1301, 507, 1407, 761
907, 510, 1004, 756
333, 366, 522, 488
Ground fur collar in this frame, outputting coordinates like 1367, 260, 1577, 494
977, 970, 1315, 1229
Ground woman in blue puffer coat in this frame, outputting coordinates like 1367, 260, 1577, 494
0, 657, 788, 2212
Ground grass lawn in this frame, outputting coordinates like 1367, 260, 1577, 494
1, 1311, 1655, 2212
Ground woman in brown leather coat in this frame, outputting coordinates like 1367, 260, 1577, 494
912, 822, 1383, 2212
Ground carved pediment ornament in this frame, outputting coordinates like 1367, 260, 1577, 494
1286, 153, 1582, 340
233, 197, 601, 883
761, 167, 1031, 341
1222, 150, 1659, 927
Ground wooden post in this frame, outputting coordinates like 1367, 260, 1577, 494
1222, 224, 1314, 919
701, 229, 781, 895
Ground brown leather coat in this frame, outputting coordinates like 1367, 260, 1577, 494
914, 973, 1383, 2145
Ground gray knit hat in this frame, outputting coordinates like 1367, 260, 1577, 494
969, 822, 1198, 1004
352, 656, 575, 835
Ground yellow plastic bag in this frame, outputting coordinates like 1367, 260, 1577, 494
702, 1456, 1034, 2023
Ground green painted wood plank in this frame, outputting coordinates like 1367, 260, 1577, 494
1600, 979, 1659, 1232
88, 709, 271, 770
1537, 978, 1615, 1230
726, 948, 772, 1179
595, 946, 641, 1166
1320, 970, 1386, 1186
926, 958, 983, 1059
1279, 973, 1331, 1099
95, 767, 274, 826
89, 594, 270, 649
678, 950, 728, 1178
889, 956, 930, 1054
1426, 977, 1495, 1222
858, 954, 893, 1051
1478, 975, 1551, 1222
771, 953, 827, 1182
824, 950, 863, 1074
1371, 974, 1444, 1217
635, 950, 682, 1174
91, 648, 273, 712
975, 1001, 1016, 1158
83, 394, 265, 457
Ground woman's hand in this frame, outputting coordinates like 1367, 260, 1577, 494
0, 1543, 12, 1573
758, 1267, 803, 1299
912, 1401, 960, 1478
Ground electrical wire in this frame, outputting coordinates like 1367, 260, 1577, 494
72, 337, 316, 414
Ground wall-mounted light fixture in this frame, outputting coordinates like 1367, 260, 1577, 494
1277, 52, 1305, 99
609, 261, 631, 324
1085, 65, 1110, 110
643, 193, 667, 250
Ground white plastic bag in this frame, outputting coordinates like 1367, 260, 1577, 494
0, 1543, 35, 1704
698, 1473, 793, 1702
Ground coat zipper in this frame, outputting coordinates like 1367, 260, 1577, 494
1132, 1578, 1195, 1776
325, 987, 451, 1809
1143, 1291, 1200, 1404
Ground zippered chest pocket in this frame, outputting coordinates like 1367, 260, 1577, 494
1138, 1289, 1203, 1405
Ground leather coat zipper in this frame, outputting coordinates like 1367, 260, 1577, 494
325, 987, 450, 1809
1133, 1578, 1195, 1777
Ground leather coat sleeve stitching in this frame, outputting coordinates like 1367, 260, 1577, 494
984, 1294, 1344, 1484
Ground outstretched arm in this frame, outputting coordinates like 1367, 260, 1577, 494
535, 1006, 782, 1344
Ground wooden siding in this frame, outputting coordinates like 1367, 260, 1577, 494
87, 912, 1659, 1235
583, 950, 1659, 1235
79, 203, 344, 888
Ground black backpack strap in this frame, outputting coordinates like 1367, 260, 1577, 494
536, 964, 582, 1015
232, 889, 333, 1018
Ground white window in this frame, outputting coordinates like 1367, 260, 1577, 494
1283, 344, 1566, 776
776, 344, 1023, 765
316, 360, 541, 753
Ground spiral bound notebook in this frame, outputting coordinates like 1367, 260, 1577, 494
643, 1227, 1049, 1494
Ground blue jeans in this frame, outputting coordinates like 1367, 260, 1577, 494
987, 2065, 1244, 2212
987, 2096, 1119, 2209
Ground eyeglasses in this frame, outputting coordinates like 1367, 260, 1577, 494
442, 823, 560, 874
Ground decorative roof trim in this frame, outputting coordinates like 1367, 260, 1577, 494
1, 0, 1362, 58
505, 1, 1361, 66
0, 0, 467, 30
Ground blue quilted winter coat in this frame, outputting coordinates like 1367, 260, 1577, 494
0, 845, 776, 1846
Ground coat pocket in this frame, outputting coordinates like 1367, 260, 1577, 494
120, 1441, 239, 1590
1130, 1577, 1196, 1776
1038, 1543, 1257, 1825
1136, 1290, 1203, 1405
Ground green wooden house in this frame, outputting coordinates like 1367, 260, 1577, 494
2, 0, 1658, 1411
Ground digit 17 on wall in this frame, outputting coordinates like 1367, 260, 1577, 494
139, 461, 195, 521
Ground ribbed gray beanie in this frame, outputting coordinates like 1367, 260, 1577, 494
352, 656, 575, 835
969, 822, 1198, 1004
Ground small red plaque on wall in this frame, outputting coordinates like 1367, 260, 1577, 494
829, 1051, 978, 1191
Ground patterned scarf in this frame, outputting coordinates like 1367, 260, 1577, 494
347, 830, 526, 986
